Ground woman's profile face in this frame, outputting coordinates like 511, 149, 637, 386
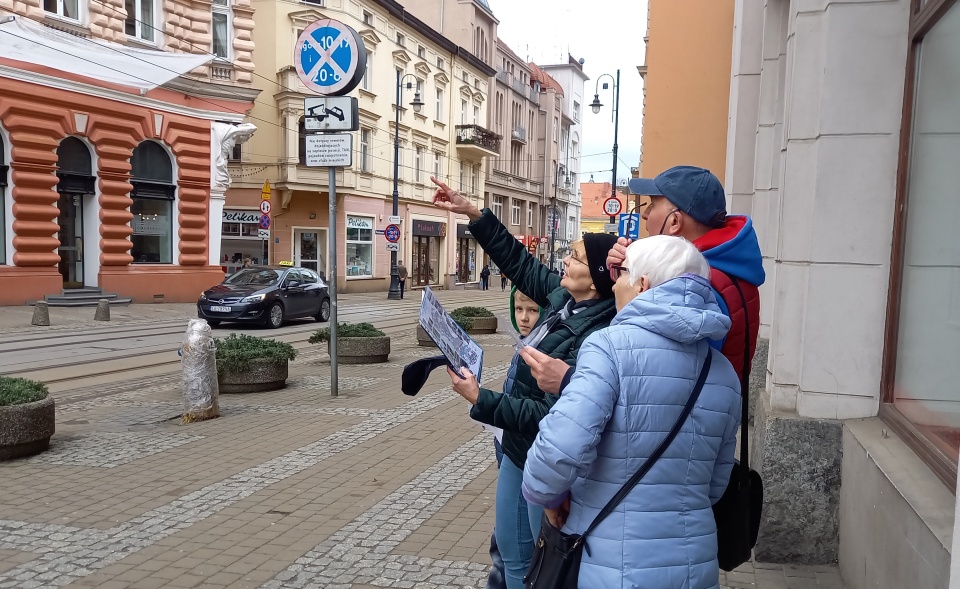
560, 243, 595, 300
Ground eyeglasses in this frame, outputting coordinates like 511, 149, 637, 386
609, 264, 628, 279
567, 252, 587, 266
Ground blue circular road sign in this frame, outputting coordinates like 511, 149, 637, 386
384, 224, 401, 243
259, 215, 271, 230
295, 19, 367, 96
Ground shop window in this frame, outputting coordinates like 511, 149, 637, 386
212, 0, 231, 59
125, 0, 157, 43
346, 215, 374, 277
0, 133, 7, 265
44, 0, 79, 21
884, 0, 960, 489
130, 141, 175, 264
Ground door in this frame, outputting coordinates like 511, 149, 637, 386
457, 239, 469, 283
281, 269, 308, 316
413, 236, 430, 287
294, 229, 328, 281
57, 193, 84, 289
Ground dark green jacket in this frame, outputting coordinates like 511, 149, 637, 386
467, 209, 616, 469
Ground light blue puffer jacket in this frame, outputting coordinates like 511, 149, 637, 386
522, 275, 742, 589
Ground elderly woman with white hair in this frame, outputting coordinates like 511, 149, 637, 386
521, 235, 742, 589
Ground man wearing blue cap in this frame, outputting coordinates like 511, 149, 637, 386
607, 165, 765, 379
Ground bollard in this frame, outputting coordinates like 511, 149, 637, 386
180, 319, 220, 423
94, 299, 111, 321
31, 301, 50, 326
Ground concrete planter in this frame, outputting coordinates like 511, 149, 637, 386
0, 396, 55, 461
329, 336, 390, 364
218, 358, 289, 393
416, 325, 437, 347
465, 316, 498, 335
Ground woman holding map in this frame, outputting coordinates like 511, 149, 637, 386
431, 176, 618, 589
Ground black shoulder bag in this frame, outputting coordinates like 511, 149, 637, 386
712, 277, 764, 571
523, 349, 714, 589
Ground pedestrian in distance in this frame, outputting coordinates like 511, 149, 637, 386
430, 175, 618, 589
522, 235, 742, 589
480, 265, 491, 290
501, 273, 508, 291
397, 261, 408, 299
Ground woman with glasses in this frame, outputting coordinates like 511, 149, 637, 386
522, 235, 742, 589
431, 177, 618, 589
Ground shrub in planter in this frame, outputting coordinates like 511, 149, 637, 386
450, 306, 497, 334
0, 376, 55, 461
216, 334, 297, 393
310, 322, 390, 364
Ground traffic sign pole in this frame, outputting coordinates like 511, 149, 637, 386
328, 168, 338, 398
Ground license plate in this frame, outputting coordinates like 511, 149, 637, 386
210, 306, 231, 313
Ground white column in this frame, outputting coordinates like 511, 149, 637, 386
209, 190, 225, 266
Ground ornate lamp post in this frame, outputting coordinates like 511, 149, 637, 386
387, 70, 424, 300
590, 69, 621, 223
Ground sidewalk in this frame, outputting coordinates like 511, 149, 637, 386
0, 307, 846, 589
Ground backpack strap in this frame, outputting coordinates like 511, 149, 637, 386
729, 276, 751, 469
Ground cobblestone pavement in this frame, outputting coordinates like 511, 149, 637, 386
0, 304, 846, 589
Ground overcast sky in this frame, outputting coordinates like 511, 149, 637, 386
488, 0, 649, 186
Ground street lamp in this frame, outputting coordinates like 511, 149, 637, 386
549, 163, 566, 270
388, 70, 424, 300
591, 69, 621, 223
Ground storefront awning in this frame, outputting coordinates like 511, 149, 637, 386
0, 13, 213, 92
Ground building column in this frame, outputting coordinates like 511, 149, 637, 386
208, 189, 225, 266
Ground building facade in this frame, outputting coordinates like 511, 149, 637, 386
637, 0, 734, 182
723, 0, 957, 587
482, 40, 545, 273
0, 0, 258, 304
540, 57, 587, 264
228, 0, 498, 293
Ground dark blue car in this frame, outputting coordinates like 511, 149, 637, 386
198, 266, 331, 329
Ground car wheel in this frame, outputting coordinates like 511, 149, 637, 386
266, 302, 284, 329
207, 320, 221, 327
316, 298, 331, 322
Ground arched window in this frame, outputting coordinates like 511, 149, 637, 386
56, 137, 95, 193
130, 140, 175, 264
0, 132, 7, 265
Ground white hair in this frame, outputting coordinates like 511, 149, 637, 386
623, 235, 710, 288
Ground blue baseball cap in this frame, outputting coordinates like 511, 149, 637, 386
628, 166, 727, 228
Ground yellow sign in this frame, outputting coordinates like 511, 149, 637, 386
278, 260, 294, 267
261, 180, 271, 201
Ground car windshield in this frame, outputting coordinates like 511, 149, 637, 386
223, 269, 282, 286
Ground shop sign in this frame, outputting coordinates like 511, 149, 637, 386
412, 220, 446, 237
133, 215, 168, 236
347, 216, 373, 229
223, 210, 261, 223
457, 224, 473, 239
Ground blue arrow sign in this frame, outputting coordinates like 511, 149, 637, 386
295, 20, 366, 96
618, 213, 640, 239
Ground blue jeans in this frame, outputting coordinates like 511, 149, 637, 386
496, 457, 545, 589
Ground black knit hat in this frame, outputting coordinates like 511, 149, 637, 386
581, 233, 619, 300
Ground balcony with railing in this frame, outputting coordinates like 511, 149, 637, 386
455, 125, 501, 157
511, 126, 526, 144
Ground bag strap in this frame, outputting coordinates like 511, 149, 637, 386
729, 276, 751, 469
581, 348, 713, 540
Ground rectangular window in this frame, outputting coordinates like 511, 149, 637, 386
473, 105, 479, 125
211, 0, 230, 59
415, 145, 424, 183
527, 202, 534, 227
362, 10, 372, 25
573, 100, 580, 122
437, 57, 445, 69
471, 164, 478, 194
396, 32, 405, 47
510, 200, 521, 226
885, 0, 960, 482
553, 116, 559, 142
459, 161, 465, 191
346, 215, 374, 278
567, 216, 576, 240
436, 88, 444, 120
362, 50, 373, 91
492, 196, 503, 219
44, 0, 79, 20
124, 0, 156, 42
131, 197, 173, 264
418, 45, 425, 59
360, 129, 370, 172
434, 151, 442, 177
